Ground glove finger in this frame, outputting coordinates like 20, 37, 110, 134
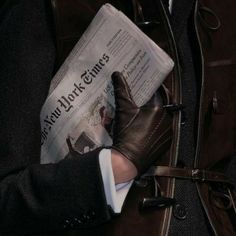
111, 71, 137, 109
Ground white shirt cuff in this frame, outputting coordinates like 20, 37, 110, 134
99, 148, 133, 213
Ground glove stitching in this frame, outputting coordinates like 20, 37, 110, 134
139, 127, 172, 170
142, 111, 166, 150
147, 130, 172, 165
148, 126, 172, 153
114, 109, 140, 136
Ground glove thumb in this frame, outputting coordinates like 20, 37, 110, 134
111, 72, 136, 110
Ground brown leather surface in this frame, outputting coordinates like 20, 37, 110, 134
195, 0, 236, 234
50, 1, 182, 235
50, 0, 236, 235
112, 72, 173, 174
196, 0, 236, 171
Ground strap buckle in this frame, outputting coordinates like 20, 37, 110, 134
191, 169, 206, 182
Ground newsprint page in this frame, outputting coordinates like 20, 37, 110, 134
40, 4, 174, 164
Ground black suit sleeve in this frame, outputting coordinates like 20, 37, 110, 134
0, 152, 111, 233
0, 0, 111, 233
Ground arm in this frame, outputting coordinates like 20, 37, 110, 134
0, 1, 111, 233
0, 1, 172, 233
0, 151, 111, 233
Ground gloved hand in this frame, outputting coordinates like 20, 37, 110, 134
111, 72, 173, 175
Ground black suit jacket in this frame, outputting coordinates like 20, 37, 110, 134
0, 0, 111, 234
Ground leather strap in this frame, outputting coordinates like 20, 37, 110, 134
206, 58, 236, 67
144, 166, 234, 186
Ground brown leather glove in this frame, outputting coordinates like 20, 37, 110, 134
111, 72, 173, 175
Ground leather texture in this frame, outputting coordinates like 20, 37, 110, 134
194, 0, 236, 235
50, 0, 236, 235
146, 166, 234, 185
111, 72, 173, 174
50, 1, 182, 235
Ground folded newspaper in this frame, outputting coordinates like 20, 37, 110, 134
40, 4, 174, 164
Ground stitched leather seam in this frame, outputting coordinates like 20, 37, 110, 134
115, 109, 140, 136
149, 126, 172, 153
142, 111, 166, 150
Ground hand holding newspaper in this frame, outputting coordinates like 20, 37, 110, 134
40, 4, 174, 164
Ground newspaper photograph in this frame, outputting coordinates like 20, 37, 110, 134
40, 3, 174, 164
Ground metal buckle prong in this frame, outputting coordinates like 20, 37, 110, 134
192, 169, 206, 182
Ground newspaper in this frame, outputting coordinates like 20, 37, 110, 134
40, 4, 174, 164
